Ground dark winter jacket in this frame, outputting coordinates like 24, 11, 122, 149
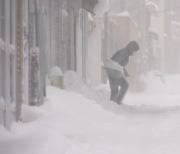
111, 48, 130, 67
111, 41, 139, 67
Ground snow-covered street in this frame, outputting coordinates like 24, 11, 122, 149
1, 0, 180, 153
1, 73, 180, 154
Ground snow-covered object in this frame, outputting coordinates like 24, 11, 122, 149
94, 0, 110, 16
49, 66, 63, 89
103, 59, 124, 79
49, 66, 62, 77
104, 59, 124, 73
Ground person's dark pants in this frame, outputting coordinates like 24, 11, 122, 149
109, 77, 129, 104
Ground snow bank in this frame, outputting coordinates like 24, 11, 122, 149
125, 71, 180, 107
20, 105, 45, 122
1, 84, 180, 154
64, 71, 108, 103
64, 70, 180, 109
141, 71, 180, 95
2, 69, 180, 154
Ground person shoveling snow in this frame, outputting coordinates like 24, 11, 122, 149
104, 41, 139, 104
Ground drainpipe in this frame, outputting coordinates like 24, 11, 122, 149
16, 0, 23, 121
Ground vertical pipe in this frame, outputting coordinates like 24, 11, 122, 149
4, 0, 10, 128
16, 0, 23, 121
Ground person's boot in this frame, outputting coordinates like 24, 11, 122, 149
110, 85, 118, 103
117, 93, 124, 104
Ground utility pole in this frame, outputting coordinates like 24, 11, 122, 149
28, 0, 39, 106
16, 0, 23, 121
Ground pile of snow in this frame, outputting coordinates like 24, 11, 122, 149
141, 71, 180, 95
1, 71, 180, 154
94, 0, 110, 16
1, 83, 180, 154
49, 66, 62, 77
64, 70, 180, 110
64, 71, 108, 104
124, 71, 180, 107
20, 105, 45, 122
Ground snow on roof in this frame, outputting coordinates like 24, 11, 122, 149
145, 1, 159, 12
94, 0, 110, 16
116, 11, 138, 30
117, 11, 130, 17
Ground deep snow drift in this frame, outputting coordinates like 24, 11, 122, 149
1, 71, 180, 154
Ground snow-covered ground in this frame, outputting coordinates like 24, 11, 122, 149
1, 71, 180, 154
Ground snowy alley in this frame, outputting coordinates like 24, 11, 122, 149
1, 0, 180, 154
1, 72, 180, 154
